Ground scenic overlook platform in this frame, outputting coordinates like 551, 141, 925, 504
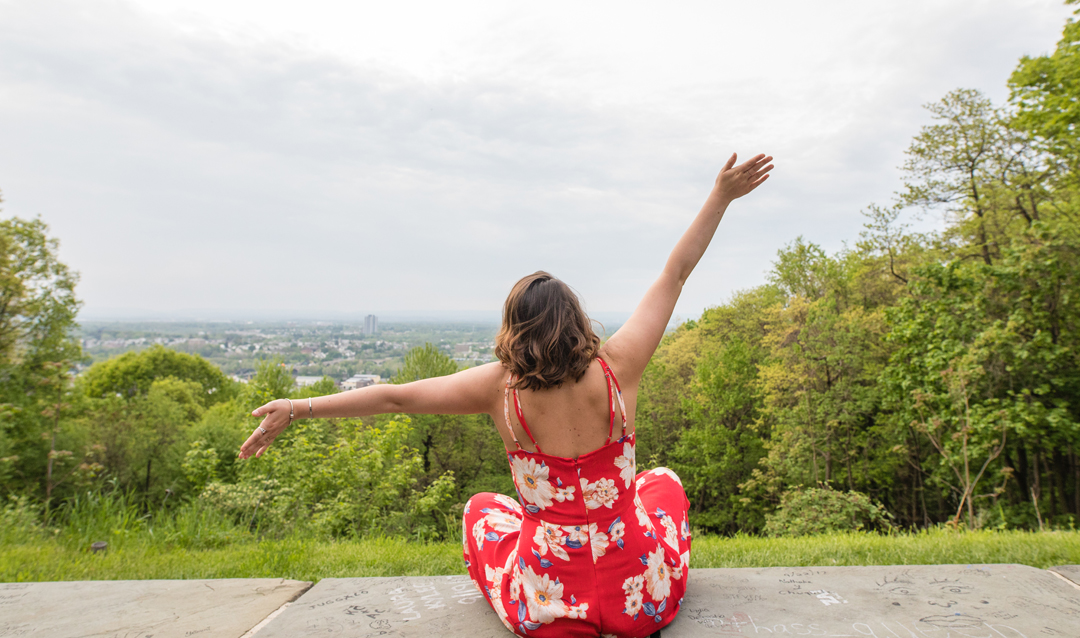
3, 565, 1079, 637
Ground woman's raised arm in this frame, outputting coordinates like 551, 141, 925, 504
602, 153, 773, 380
238, 361, 504, 459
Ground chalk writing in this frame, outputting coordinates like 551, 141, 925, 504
308, 590, 369, 610
725, 613, 1032, 638
388, 586, 421, 621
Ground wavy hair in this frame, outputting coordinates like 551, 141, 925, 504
495, 271, 600, 391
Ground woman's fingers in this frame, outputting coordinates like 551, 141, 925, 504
735, 153, 768, 173
723, 152, 738, 171
748, 173, 771, 192
751, 163, 774, 179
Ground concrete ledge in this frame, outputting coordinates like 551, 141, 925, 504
1050, 564, 1080, 588
4, 566, 1080, 637
248, 565, 1080, 637
0, 578, 312, 638
667, 564, 1080, 637
250, 575, 501, 637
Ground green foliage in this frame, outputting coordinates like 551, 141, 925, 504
81, 344, 235, 406
0, 215, 81, 370
181, 440, 219, 492
246, 357, 295, 407
0, 494, 42, 544
392, 343, 459, 384
389, 344, 512, 502
207, 417, 458, 539
763, 487, 892, 537
0, 214, 84, 503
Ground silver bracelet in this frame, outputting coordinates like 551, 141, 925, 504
287, 399, 294, 423
308, 397, 313, 418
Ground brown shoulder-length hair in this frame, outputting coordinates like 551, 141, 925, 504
495, 271, 601, 391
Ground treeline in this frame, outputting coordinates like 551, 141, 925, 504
636, 12, 1080, 533
3, 8, 1080, 540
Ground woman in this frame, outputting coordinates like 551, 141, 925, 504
240, 152, 773, 637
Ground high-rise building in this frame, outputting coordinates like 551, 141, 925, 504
363, 314, 379, 335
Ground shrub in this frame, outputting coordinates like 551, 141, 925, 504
0, 495, 42, 543
764, 486, 892, 537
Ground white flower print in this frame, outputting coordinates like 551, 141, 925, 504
622, 574, 644, 596
533, 520, 570, 561
650, 467, 683, 486
589, 523, 609, 563
623, 591, 644, 617
634, 493, 653, 530
608, 518, 626, 548
681, 518, 690, 541
511, 456, 556, 510
562, 524, 589, 547
580, 476, 619, 510
494, 493, 523, 512
488, 582, 513, 631
554, 485, 576, 502
483, 509, 521, 534
472, 518, 489, 550
566, 602, 590, 620
486, 562, 514, 631
520, 565, 569, 624
644, 545, 673, 601
660, 514, 679, 552
508, 557, 522, 602
613, 441, 636, 489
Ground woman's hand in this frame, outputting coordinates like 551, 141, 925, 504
712, 153, 773, 205
238, 398, 292, 460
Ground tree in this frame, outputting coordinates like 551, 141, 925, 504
392, 343, 459, 384
1010, 1, 1080, 182
0, 214, 81, 371
0, 212, 83, 499
81, 344, 235, 406
899, 90, 1051, 266
389, 344, 510, 500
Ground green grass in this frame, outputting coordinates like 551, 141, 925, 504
4, 530, 1078, 583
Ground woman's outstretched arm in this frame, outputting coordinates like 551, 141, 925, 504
238, 361, 504, 459
602, 153, 773, 380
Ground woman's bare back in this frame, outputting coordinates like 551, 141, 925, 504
493, 355, 638, 459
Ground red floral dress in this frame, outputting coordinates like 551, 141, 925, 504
463, 358, 691, 638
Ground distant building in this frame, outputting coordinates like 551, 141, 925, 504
294, 376, 326, 388
342, 374, 381, 390
364, 314, 379, 335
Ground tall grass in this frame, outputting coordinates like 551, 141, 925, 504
3, 491, 1078, 584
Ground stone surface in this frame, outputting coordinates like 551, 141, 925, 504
1050, 565, 1080, 588
0, 578, 311, 638
666, 564, 1080, 637
253, 566, 1080, 637
251, 575, 506, 638
6, 566, 1078, 637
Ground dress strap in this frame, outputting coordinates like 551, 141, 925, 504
513, 388, 543, 453
597, 357, 627, 443
503, 375, 524, 451
504, 374, 543, 453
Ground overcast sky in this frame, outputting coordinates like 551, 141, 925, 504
0, 0, 1071, 322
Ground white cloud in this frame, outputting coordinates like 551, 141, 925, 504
0, 0, 1071, 320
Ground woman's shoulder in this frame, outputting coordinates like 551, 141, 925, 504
462, 360, 509, 388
